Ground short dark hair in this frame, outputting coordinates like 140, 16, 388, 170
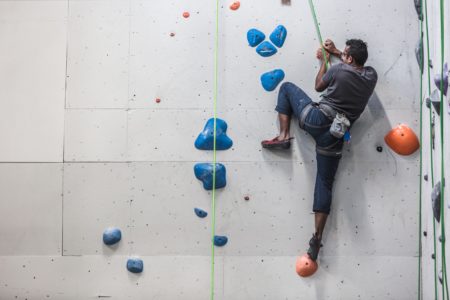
346, 39, 368, 66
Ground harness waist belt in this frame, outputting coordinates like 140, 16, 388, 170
318, 103, 338, 120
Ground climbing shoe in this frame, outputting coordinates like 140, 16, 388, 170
261, 137, 293, 150
307, 234, 322, 261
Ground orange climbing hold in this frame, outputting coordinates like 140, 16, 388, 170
295, 254, 318, 277
230, 1, 240, 10
183, 11, 190, 18
384, 124, 420, 156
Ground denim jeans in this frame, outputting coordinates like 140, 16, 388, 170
275, 82, 342, 214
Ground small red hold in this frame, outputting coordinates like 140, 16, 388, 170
169, 32, 175, 37
230, 1, 240, 10
244, 196, 250, 201
183, 12, 190, 18
155, 98, 161, 103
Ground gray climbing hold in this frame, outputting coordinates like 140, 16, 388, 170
414, 0, 423, 20
214, 235, 228, 247
430, 89, 441, 115
247, 29, 265, 47
415, 38, 423, 73
434, 62, 448, 96
194, 208, 208, 218
269, 25, 287, 48
103, 227, 122, 245
127, 257, 143, 273
256, 41, 277, 57
439, 270, 443, 284
432, 181, 441, 223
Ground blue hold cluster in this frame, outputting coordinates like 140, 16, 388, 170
261, 69, 285, 91
127, 257, 144, 273
247, 29, 265, 47
194, 208, 208, 218
214, 235, 228, 247
195, 118, 233, 150
256, 41, 277, 57
103, 227, 122, 246
270, 25, 287, 48
194, 163, 226, 190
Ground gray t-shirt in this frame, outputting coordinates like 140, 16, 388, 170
320, 63, 378, 122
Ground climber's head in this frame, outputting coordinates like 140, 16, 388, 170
341, 39, 368, 67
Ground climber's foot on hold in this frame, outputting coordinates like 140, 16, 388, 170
307, 234, 322, 261
261, 136, 293, 149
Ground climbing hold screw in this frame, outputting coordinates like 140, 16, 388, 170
423, 231, 427, 237
170, 32, 175, 37
376, 146, 383, 152
424, 174, 428, 181
432, 253, 436, 259
244, 196, 250, 201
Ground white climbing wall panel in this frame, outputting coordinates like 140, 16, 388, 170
0, 0, 439, 299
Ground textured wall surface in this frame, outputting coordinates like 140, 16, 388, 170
0, 0, 431, 299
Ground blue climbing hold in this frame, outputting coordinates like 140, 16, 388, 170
103, 227, 122, 246
260, 69, 285, 91
269, 25, 287, 48
434, 62, 448, 96
247, 29, 265, 47
256, 41, 277, 57
127, 257, 144, 273
194, 208, 208, 218
195, 118, 233, 150
214, 235, 228, 247
194, 163, 226, 190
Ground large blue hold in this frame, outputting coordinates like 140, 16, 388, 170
127, 257, 144, 273
214, 235, 228, 247
194, 208, 208, 218
261, 69, 285, 91
194, 163, 226, 190
195, 118, 233, 150
103, 227, 122, 245
247, 29, 265, 47
269, 25, 287, 48
256, 41, 277, 57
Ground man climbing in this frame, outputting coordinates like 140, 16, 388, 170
261, 39, 378, 261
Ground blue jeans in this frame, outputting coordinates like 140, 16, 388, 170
275, 82, 342, 214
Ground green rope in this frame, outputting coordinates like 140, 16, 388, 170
308, 0, 329, 69
418, 3, 424, 298
210, 0, 220, 298
439, 0, 449, 298
423, 0, 438, 297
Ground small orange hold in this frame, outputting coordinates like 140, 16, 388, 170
295, 254, 318, 277
384, 124, 420, 156
183, 11, 190, 18
155, 98, 161, 103
230, 1, 240, 10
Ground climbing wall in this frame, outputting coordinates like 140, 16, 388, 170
419, 0, 450, 299
0, 0, 430, 299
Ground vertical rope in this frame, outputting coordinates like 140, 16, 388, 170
423, 0, 438, 297
418, 1, 424, 297
210, 0, 220, 299
308, 0, 329, 69
438, 0, 449, 298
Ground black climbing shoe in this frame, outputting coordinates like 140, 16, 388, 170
307, 234, 322, 261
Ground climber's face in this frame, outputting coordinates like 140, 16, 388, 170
341, 46, 353, 65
